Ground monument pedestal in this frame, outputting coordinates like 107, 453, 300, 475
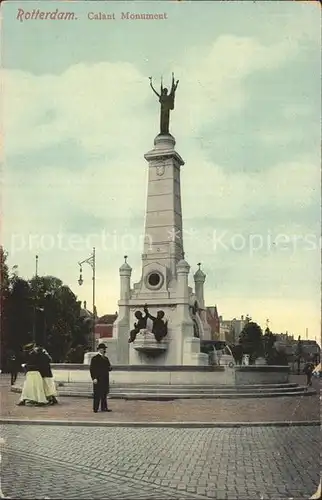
183, 338, 209, 366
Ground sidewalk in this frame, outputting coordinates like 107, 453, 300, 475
0, 374, 320, 425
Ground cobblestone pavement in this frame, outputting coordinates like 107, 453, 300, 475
0, 424, 320, 499
1, 375, 320, 423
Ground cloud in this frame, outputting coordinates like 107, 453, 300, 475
4, 33, 305, 234
172, 35, 299, 136
3, 62, 150, 155
3, 34, 298, 156
182, 155, 319, 222
2, 30, 320, 336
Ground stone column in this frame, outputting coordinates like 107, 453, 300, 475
174, 258, 194, 363
176, 258, 191, 302
194, 263, 212, 341
119, 256, 132, 301
113, 256, 132, 365
194, 263, 205, 308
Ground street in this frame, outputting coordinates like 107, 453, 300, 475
0, 424, 319, 499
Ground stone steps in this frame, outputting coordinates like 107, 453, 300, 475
57, 389, 315, 400
58, 382, 298, 389
12, 381, 316, 399
50, 382, 316, 399
59, 385, 302, 394
98, 382, 299, 389
57, 382, 298, 392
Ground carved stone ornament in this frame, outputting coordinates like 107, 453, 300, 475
156, 162, 166, 176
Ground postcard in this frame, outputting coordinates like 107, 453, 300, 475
0, 1, 320, 499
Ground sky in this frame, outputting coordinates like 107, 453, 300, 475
1, 0, 321, 340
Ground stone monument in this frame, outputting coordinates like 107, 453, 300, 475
112, 74, 213, 366
47, 75, 294, 395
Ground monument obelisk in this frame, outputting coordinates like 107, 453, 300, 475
112, 74, 210, 366
143, 73, 184, 279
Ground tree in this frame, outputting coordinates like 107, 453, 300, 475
1, 249, 91, 366
6, 277, 34, 350
0, 247, 11, 368
263, 327, 277, 362
225, 325, 236, 345
239, 321, 264, 363
230, 344, 243, 365
28, 276, 89, 362
0, 247, 9, 290
1, 264, 35, 371
65, 344, 88, 363
6, 272, 90, 363
268, 347, 289, 366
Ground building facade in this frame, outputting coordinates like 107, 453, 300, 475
94, 313, 118, 345
219, 315, 249, 343
206, 306, 220, 340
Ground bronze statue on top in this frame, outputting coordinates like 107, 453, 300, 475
149, 73, 179, 135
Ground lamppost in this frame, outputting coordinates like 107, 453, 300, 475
41, 290, 55, 348
32, 255, 39, 342
35, 254, 39, 277
78, 247, 96, 351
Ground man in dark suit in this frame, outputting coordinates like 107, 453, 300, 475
89, 343, 112, 413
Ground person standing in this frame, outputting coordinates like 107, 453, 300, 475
8, 353, 19, 386
303, 359, 315, 387
37, 346, 58, 405
89, 343, 112, 413
18, 343, 48, 406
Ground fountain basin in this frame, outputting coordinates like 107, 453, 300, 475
234, 365, 290, 385
132, 332, 169, 354
49, 364, 289, 386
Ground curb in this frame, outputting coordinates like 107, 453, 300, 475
0, 418, 320, 428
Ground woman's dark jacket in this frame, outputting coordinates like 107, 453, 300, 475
25, 351, 41, 372
37, 350, 53, 378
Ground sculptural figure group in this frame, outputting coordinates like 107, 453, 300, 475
129, 305, 168, 343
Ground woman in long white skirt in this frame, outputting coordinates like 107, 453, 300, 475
19, 371, 48, 406
18, 343, 48, 406
43, 376, 58, 403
